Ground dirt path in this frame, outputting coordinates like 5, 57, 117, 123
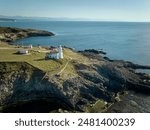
41, 56, 72, 80
57, 56, 72, 75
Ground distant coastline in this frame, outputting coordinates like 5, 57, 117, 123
0, 18, 17, 22
1, 15, 150, 22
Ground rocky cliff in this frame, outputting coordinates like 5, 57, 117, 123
0, 50, 150, 113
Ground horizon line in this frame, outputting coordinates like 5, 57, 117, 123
0, 15, 150, 23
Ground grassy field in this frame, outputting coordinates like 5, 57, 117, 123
0, 47, 68, 72
0, 42, 92, 76
0, 41, 14, 47
63, 48, 90, 64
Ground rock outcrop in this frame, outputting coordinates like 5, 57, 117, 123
0, 27, 54, 42
0, 50, 150, 113
0, 27, 150, 113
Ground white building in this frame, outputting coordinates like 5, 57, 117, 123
47, 45, 63, 59
58, 45, 63, 59
18, 50, 29, 55
47, 51, 59, 59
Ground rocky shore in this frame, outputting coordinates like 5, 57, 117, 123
0, 27, 150, 113
0, 50, 149, 113
0, 27, 54, 42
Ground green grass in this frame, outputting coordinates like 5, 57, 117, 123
86, 100, 106, 113
63, 48, 89, 63
0, 49, 67, 72
0, 41, 13, 47
0, 45, 89, 76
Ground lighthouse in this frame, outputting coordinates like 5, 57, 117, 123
59, 45, 63, 59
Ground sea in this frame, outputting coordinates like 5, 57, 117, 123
0, 21, 150, 67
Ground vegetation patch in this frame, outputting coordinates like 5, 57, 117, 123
85, 100, 107, 113
0, 49, 68, 72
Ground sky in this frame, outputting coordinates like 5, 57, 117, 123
0, 0, 150, 21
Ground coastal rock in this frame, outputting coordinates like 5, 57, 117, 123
130, 100, 138, 107
80, 49, 107, 55
0, 27, 54, 42
0, 51, 150, 113
0, 27, 150, 113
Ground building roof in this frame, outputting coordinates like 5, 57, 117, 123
48, 50, 59, 54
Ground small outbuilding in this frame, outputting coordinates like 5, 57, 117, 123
47, 51, 59, 59
18, 50, 29, 55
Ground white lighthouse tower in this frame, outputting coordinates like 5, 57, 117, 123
59, 45, 63, 59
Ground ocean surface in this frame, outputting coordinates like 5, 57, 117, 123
0, 21, 150, 66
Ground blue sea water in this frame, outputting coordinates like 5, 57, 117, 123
0, 21, 150, 66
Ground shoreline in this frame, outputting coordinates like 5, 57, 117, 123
0, 27, 54, 43
0, 27, 150, 113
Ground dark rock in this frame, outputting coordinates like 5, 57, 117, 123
0, 47, 150, 113
0, 27, 54, 42
83, 49, 107, 55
